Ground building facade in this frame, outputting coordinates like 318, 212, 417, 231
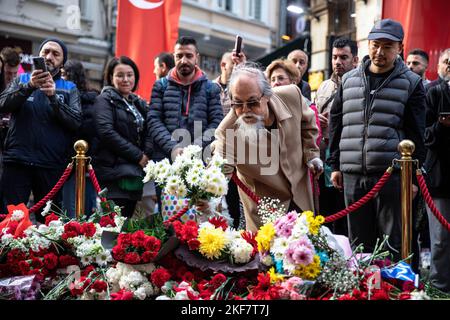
0, 0, 113, 87
179, 0, 281, 79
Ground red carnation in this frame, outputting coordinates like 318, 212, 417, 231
141, 251, 158, 263
151, 268, 172, 288
182, 271, 195, 283
62, 221, 82, 240
131, 230, 147, 248
81, 222, 97, 238
45, 213, 60, 226
18, 260, 30, 275
187, 239, 200, 250
111, 289, 134, 300
399, 292, 411, 300
117, 233, 132, 247
236, 277, 249, 291
210, 273, 227, 290
402, 280, 416, 292
143, 236, 161, 252
81, 265, 96, 277
371, 289, 389, 300
43, 253, 58, 270
112, 246, 127, 261
99, 215, 116, 228
124, 252, 141, 264
58, 255, 79, 268
92, 280, 108, 293
208, 216, 228, 231
31, 257, 43, 269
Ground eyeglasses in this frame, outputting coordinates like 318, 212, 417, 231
230, 95, 264, 110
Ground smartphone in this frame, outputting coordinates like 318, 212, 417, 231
32, 56, 47, 72
439, 112, 450, 117
234, 35, 243, 55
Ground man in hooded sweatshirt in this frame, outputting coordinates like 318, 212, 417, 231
148, 36, 223, 163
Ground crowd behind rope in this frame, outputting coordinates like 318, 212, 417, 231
0, 18, 449, 293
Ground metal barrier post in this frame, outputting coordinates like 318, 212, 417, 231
398, 140, 415, 263
74, 140, 89, 220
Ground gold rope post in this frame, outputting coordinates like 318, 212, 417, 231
74, 140, 89, 220
398, 140, 415, 263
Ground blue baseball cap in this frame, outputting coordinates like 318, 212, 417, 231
368, 19, 404, 42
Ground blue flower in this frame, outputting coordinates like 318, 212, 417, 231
317, 251, 329, 265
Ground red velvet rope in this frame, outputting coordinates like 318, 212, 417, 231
417, 172, 450, 232
164, 205, 190, 226
324, 169, 393, 223
29, 164, 73, 214
88, 166, 107, 202
231, 172, 261, 204
231, 169, 393, 224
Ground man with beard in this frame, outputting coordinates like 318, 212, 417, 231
0, 38, 81, 221
406, 49, 431, 87
315, 37, 358, 235
423, 48, 450, 292
213, 63, 322, 232
149, 36, 223, 162
328, 19, 426, 259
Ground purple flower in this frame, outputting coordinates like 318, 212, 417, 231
274, 211, 298, 237
285, 239, 315, 266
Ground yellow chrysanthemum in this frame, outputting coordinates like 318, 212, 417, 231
268, 267, 284, 284
198, 227, 227, 260
256, 223, 276, 252
304, 212, 325, 235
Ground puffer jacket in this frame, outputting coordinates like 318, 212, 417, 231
0, 72, 81, 168
91, 86, 152, 182
328, 56, 426, 174
148, 67, 223, 161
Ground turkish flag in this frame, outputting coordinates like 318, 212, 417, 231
383, 0, 450, 81
116, 0, 182, 101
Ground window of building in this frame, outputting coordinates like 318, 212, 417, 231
248, 0, 263, 21
79, 0, 91, 19
217, 0, 233, 11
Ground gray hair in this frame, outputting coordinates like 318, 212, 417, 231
228, 62, 273, 99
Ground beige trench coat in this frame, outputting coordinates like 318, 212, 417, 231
213, 84, 320, 231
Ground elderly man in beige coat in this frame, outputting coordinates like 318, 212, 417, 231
212, 63, 322, 232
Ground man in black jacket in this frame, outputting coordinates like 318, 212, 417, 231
424, 48, 450, 292
328, 19, 426, 258
0, 38, 81, 222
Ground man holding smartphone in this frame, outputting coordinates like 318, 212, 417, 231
0, 38, 81, 222
423, 48, 450, 293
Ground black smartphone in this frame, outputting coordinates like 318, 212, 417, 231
234, 35, 243, 55
32, 56, 47, 72
439, 112, 450, 117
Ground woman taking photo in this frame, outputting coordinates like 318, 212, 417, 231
92, 56, 152, 218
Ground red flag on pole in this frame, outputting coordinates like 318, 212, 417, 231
382, 0, 450, 81
116, 0, 182, 101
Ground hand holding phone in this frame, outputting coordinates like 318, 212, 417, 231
234, 35, 242, 55
32, 57, 47, 72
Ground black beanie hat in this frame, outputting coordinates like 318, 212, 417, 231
39, 38, 68, 65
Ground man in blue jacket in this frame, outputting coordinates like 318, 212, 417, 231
148, 36, 223, 162
0, 38, 81, 222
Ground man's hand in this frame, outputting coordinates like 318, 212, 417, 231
139, 154, 149, 168
439, 116, 450, 127
231, 50, 247, 66
171, 147, 184, 161
307, 158, 324, 178
29, 70, 51, 89
331, 171, 343, 190
39, 78, 56, 97
318, 112, 329, 128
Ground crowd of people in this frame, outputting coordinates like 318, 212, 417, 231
0, 18, 449, 293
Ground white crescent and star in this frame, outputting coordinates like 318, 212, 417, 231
129, 0, 164, 10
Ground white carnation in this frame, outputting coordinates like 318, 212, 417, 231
11, 210, 24, 221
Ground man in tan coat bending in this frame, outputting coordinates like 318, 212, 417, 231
213, 63, 322, 232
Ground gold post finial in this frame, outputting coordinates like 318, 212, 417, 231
398, 140, 415, 158
74, 140, 89, 155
